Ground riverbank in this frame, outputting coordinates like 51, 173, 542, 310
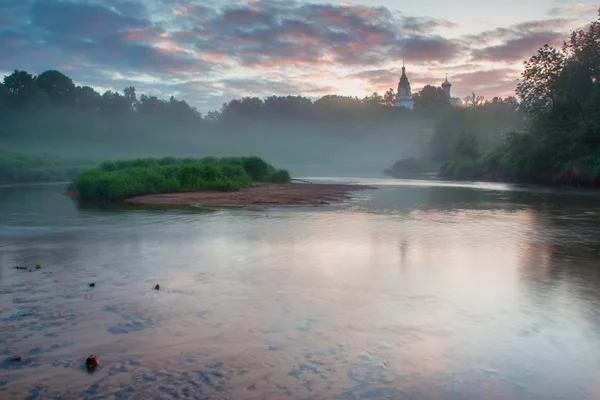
122, 182, 375, 207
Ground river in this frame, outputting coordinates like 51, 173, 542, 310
1, 178, 600, 399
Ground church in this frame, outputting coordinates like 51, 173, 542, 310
394, 65, 459, 110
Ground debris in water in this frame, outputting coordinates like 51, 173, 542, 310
13, 266, 27, 270
154, 284, 160, 290
89, 283, 96, 287
11, 356, 22, 362
85, 354, 99, 372
29, 269, 32, 272
35, 264, 42, 270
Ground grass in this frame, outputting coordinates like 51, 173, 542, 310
72, 156, 292, 202
0, 150, 95, 184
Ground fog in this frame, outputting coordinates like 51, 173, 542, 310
0, 107, 432, 177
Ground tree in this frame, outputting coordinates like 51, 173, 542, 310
220, 97, 264, 120
383, 88, 396, 107
167, 96, 201, 121
124, 86, 137, 111
36, 70, 75, 105
99, 90, 130, 113
362, 91, 384, 107
75, 86, 101, 109
462, 92, 486, 108
138, 94, 160, 114
3, 70, 48, 108
562, 9, 600, 82
3, 70, 36, 95
262, 95, 313, 120
516, 9, 599, 115
516, 44, 566, 114
413, 85, 449, 117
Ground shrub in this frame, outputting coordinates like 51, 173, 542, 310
268, 169, 291, 182
72, 156, 290, 202
242, 156, 271, 181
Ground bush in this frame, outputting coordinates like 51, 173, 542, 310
268, 169, 291, 182
72, 156, 290, 202
242, 156, 271, 181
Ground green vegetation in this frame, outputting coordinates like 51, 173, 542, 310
72, 156, 291, 202
438, 10, 600, 186
0, 150, 95, 184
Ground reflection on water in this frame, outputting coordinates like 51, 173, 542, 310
2, 180, 600, 399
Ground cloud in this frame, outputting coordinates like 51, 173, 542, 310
471, 32, 564, 62
449, 69, 520, 97
547, 4, 599, 19
466, 17, 571, 63
25, 0, 213, 76
349, 69, 401, 87
0, 0, 592, 112
167, 0, 460, 67
220, 77, 334, 96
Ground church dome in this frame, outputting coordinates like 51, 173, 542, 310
441, 75, 451, 87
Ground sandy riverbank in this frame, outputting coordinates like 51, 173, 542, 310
119, 183, 375, 207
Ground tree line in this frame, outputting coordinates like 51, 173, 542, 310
0, 69, 201, 122
0, 65, 522, 129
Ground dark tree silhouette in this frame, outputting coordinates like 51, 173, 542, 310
36, 70, 75, 105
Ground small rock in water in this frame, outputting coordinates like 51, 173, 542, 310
85, 354, 99, 372
11, 356, 22, 362
154, 284, 160, 290
89, 283, 96, 287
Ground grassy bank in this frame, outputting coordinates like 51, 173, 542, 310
72, 156, 291, 202
0, 150, 95, 184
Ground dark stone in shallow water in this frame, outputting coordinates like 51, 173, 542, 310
154, 284, 160, 291
85, 354, 99, 372
89, 283, 96, 287
11, 356, 22, 362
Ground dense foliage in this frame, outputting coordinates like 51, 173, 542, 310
438, 9, 600, 186
0, 150, 94, 184
72, 156, 291, 202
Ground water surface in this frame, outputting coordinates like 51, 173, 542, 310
1, 179, 600, 399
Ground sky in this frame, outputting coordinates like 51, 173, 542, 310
0, 0, 598, 113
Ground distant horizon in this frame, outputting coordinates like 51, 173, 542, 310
1, 0, 597, 113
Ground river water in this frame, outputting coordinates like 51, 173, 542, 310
1, 178, 600, 399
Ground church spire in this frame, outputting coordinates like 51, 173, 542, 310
395, 62, 414, 110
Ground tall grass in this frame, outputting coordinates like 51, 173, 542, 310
73, 156, 291, 202
0, 150, 95, 184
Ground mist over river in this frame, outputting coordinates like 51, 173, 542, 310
2, 177, 600, 399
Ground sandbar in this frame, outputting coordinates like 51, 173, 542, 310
123, 182, 375, 207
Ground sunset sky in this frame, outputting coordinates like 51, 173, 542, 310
1, 0, 598, 113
